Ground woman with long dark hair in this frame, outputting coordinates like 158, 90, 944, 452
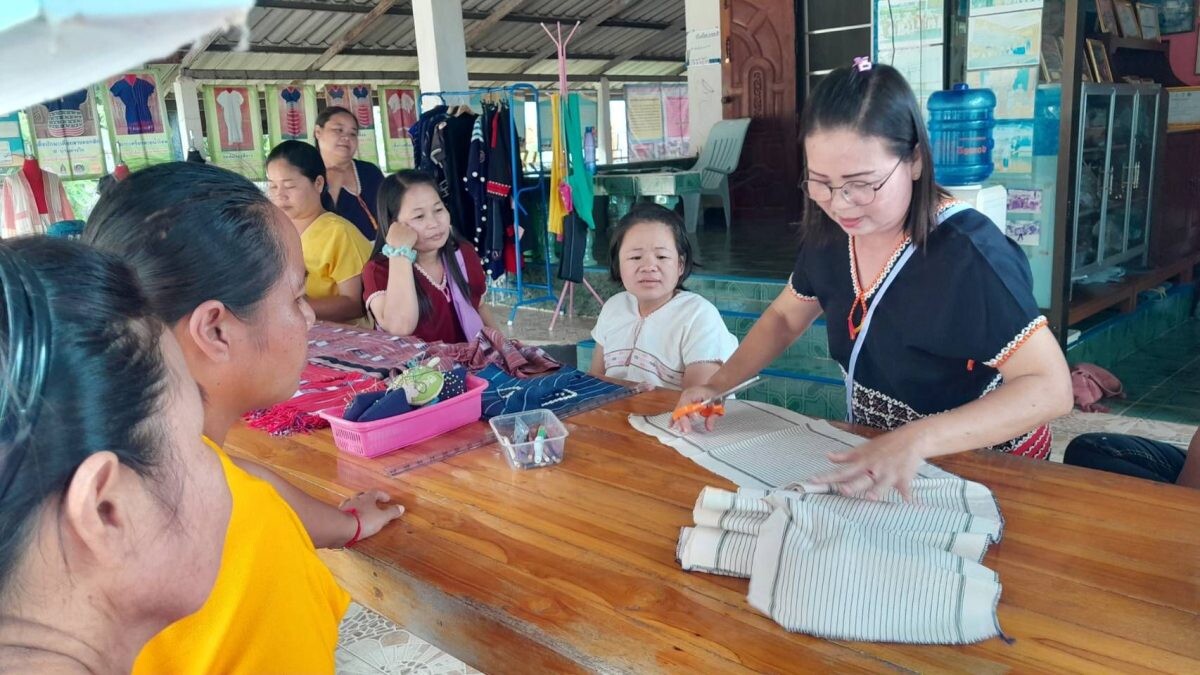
0, 238, 229, 673
363, 169, 500, 342
84, 162, 403, 674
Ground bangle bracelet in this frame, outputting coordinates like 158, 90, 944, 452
343, 507, 362, 548
381, 244, 417, 262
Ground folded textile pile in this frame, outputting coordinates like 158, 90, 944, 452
307, 322, 560, 379
632, 400, 1008, 644
307, 322, 431, 378
435, 327, 561, 378
678, 485, 1004, 644
477, 365, 634, 420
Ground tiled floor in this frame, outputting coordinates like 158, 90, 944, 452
337, 603, 480, 675
1100, 319, 1200, 426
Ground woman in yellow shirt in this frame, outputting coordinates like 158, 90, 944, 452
85, 162, 405, 674
267, 140, 372, 324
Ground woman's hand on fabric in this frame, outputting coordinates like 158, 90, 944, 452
340, 490, 405, 541
671, 385, 721, 434
385, 220, 419, 249
809, 427, 927, 501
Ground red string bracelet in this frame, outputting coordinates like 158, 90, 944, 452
343, 507, 362, 548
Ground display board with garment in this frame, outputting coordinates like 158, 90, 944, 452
379, 86, 418, 169
0, 113, 24, 169
1, 157, 75, 238
202, 85, 264, 181
266, 84, 318, 146
102, 71, 172, 170
25, 88, 105, 178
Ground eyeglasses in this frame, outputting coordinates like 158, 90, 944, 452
800, 157, 905, 206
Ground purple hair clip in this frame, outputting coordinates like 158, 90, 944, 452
853, 56, 872, 72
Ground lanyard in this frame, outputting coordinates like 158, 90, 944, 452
845, 244, 915, 425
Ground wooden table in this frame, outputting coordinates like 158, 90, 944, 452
225, 389, 1200, 674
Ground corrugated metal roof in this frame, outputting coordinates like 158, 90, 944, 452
180, 0, 686, 82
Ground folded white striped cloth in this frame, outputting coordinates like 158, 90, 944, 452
679, 487, 1005, 644
638, 402, 1008, 644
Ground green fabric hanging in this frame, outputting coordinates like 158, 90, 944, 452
563, 93, 595, 230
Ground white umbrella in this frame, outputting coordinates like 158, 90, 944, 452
0, 0, 253, 114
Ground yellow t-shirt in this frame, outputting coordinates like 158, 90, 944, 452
134, 437, 350, 675
301, 211, 372, 300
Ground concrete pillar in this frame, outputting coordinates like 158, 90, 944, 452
412, 0, 469, 110
685, 0, 723, 154
172, 76, 204, 157
597, 77, 612, 164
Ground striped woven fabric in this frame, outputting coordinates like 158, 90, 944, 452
637, 401, 1008, 644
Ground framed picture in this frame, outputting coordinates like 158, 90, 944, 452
1094, 0, 1119, 34
1086, 38, 1114, 83
1154, 0, 1195, 34
1113, 0, 1142, 37
1136, 4, 1161, 40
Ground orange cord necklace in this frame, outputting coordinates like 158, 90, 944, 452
847, 234, 910, 340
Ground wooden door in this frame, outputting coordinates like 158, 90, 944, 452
721, 0, 801, 225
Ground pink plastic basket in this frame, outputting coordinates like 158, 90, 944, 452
317, 374, 487, 458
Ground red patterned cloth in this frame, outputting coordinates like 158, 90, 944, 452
1009, 424, 1052, 460
243, 363, 385, 436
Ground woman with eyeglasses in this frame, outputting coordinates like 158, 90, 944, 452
314, 106, 385, 241
675, 61, 1072, 500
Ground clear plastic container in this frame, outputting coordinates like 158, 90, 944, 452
488, 408, 568, 470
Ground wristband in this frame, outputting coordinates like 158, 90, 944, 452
381, 244, 417, 262
342, 507, 362, 548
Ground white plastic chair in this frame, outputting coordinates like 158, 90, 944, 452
682, 118, 752, 232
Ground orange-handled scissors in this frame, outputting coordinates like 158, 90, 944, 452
671, 376, 762, 423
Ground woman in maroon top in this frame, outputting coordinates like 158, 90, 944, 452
363, 170, 498, 343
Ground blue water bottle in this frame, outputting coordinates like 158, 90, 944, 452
927, 84, 997, 186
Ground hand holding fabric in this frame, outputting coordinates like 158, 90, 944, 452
809, 426, 926, 501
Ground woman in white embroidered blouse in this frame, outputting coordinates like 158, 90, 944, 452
589, 204, 737, 390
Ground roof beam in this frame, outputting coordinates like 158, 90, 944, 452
252, 0, 670, 31
515, 0, 635, 72
200, 43, 682, 63
308, 0, 397, 71
181, 29, 225, 68
463, 0, 525, 43
597, 16, 685, 73
181, 69, 686, 84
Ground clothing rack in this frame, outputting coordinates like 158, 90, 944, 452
420, 84, 555, 325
